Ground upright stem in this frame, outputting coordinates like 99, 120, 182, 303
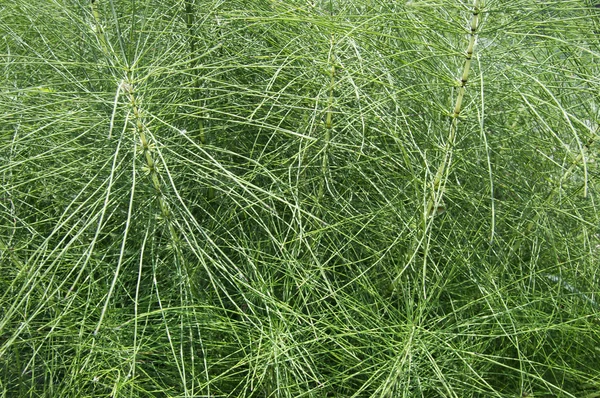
90, 0, 109, 56
183, 0, 214, 200
419, 0, 482, 298
305, 34, 338, 298
184, 0, 203, 146
89, 2, 195, 336
426, 0, 481, 220
318, 34, 336, 204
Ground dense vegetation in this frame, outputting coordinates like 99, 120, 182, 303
1, 0, 599, 396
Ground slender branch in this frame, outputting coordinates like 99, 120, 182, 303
426, 0, 482, 220
183, 0, 214, 200
418, 0, 482, 299
318, 34, 336, 204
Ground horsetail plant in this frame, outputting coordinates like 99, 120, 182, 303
426, 0, 482, 221
88, 1, 195, 353
1, 0, 599, 396
417, 0, 482, 299
183, 0, 215, 200
318, 34, 336, 206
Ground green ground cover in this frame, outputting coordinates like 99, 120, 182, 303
1, 0, 599, 396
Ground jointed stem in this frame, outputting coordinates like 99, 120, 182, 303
426, 0, 481, 220
419, 0, 482, 298
183, 0, 215, 200
318, 34, 336, 205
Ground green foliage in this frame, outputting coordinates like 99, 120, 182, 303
1, 0, 599, 396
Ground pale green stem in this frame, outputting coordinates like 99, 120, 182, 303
318, 35, 336, 204
419, 0, 482, 299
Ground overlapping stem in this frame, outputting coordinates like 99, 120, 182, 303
426, 0, 482, 220
184, 0, 215, 200
89, 1, 190, 335
417, 0, 482, 298
318, 34, 336, 205
511, 134, 597, 254
90, 0, 108, 56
